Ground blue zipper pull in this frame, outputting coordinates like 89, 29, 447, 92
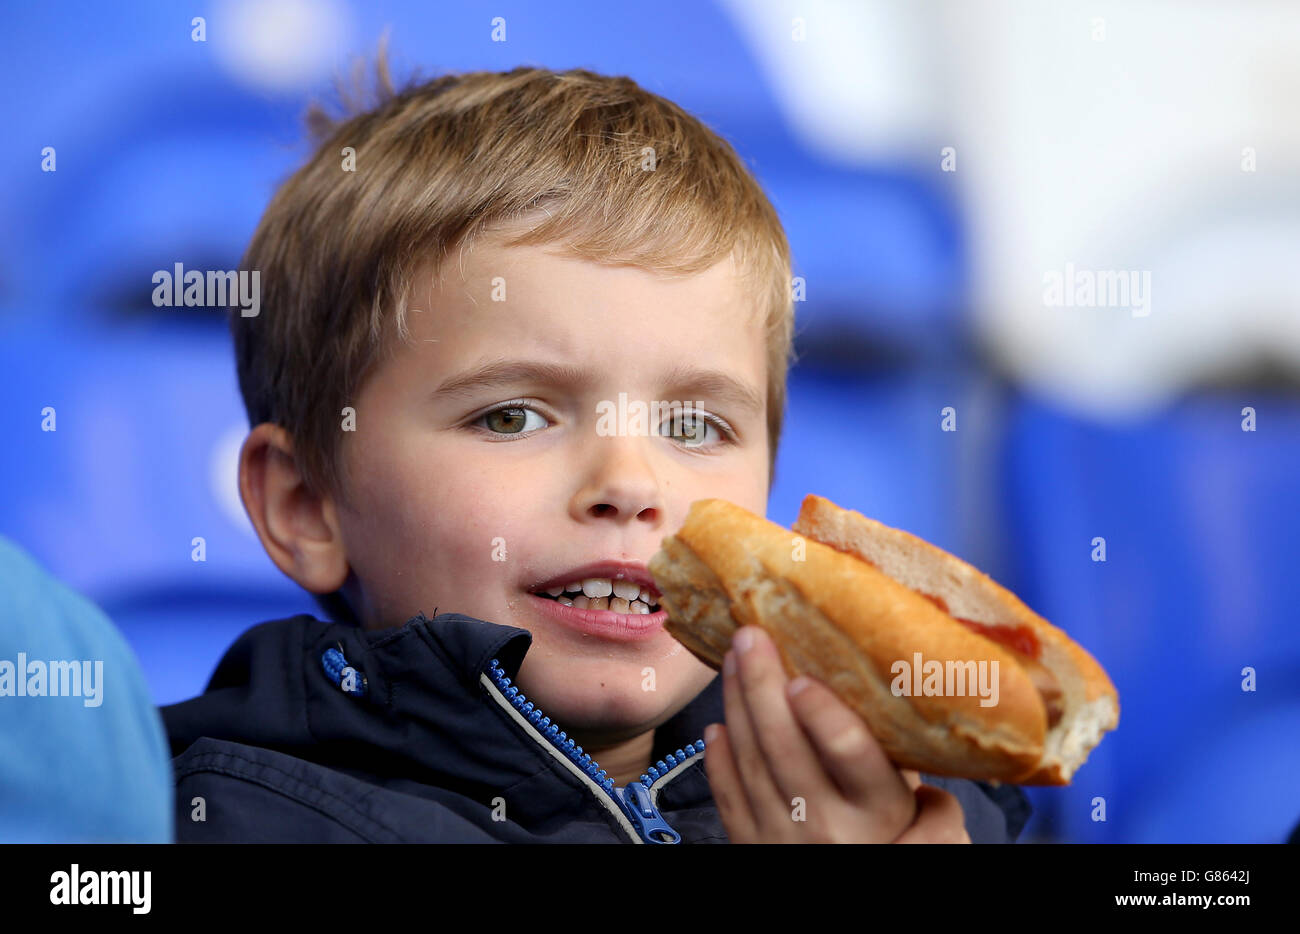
618, 781, 681, 844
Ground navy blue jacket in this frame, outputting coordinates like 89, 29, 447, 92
161, 612, 1032, 843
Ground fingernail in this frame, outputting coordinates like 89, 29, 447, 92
787, 676, 813, 697
704, 724, 719, 745
723, 650, 736, 676
733, 627, 756, 654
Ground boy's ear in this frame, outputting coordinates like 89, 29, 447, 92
237, 423, 350, 595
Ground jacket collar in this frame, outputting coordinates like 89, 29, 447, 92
164, 611, 718, 814
409, 611, 722, 766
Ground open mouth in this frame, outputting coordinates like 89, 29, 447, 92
530, 579, 662, 615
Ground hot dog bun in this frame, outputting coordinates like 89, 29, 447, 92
647, 495, 1119, 785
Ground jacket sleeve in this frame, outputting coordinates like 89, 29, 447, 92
171, 739, 507, 843
919, 774, 1032, 843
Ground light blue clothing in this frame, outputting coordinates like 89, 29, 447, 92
0, 536, 172, 842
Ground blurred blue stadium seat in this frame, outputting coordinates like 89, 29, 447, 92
1002, 393, 1300, 842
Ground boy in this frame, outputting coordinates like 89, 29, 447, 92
162, 63, 1031, 843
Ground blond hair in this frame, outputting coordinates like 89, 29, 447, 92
233, 59, 796, 503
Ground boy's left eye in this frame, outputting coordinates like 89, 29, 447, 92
660, 412, 726, 448
476, 405, 550, 435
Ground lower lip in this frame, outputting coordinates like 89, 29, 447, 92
526, 593, 668, 642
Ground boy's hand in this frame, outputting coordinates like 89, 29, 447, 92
704, 625, 971, 844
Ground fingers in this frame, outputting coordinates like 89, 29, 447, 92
783, 663, 916, 834
729, 627, 838, 821
701, 722, 758, 843
718, 639, 792, 834
707, 625, 938, 844
892, 785, 971, 844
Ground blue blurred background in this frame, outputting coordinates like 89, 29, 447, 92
3, 0, 1298, 843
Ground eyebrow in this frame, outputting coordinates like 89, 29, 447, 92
432, 358, 765, 416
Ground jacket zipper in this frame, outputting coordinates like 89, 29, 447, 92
483, 658, 706, 844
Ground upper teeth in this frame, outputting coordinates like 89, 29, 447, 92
582, 578, 613, 598
541, 577, 657, 605
612, 580, 640, 600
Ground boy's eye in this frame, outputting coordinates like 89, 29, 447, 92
478, 406, 549, 434
659, 412, 726, 448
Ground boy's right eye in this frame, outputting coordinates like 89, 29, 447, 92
474, 404, 550, 435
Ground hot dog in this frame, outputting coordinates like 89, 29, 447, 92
646, 495, 1119, 785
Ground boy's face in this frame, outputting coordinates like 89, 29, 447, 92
332, 231, 771, 744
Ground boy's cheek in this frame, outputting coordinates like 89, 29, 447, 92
336, 477, 504, 588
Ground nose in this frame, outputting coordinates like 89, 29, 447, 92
570, 435, 666, 527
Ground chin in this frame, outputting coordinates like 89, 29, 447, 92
520, 657, 686, 731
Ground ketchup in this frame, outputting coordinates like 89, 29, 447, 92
918, 592, 1041, 660
952, 618, 1041, 661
